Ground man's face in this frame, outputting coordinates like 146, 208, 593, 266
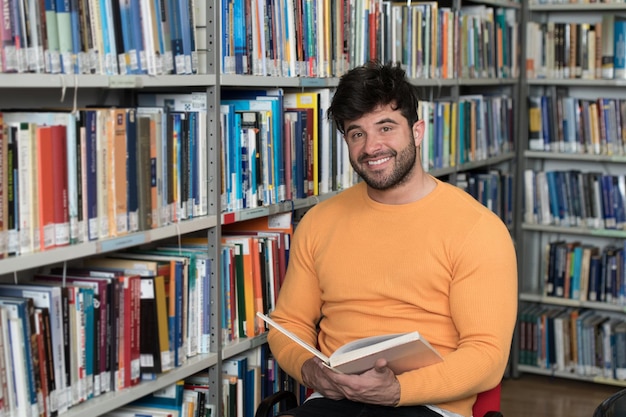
343, 104, 418, 191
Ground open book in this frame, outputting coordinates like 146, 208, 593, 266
257, 312, 443, 374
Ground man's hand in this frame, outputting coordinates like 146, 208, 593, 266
301, 357, 401, 406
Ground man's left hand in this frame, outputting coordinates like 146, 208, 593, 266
323, 358, 401, 406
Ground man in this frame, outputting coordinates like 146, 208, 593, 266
267, 61, 518, 417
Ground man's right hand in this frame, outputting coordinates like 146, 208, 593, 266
301, 357, 347, 400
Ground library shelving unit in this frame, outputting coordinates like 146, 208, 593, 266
517, 0, 626, 388
216, 0, 523, 411
0, 1, 524, 417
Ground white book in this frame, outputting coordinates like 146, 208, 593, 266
257, 312, 443, 375
0, 285, 67, 414
7, 316, 29, 417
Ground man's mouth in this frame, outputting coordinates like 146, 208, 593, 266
367, 156, 391, 166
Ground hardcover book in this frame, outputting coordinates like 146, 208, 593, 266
257, 313, 443, 375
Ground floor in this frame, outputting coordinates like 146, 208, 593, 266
499, 373, 623, 417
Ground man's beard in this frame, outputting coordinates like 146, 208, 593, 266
350, 137, 417, 191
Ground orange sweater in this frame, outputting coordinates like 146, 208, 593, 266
268, 179, 518, 417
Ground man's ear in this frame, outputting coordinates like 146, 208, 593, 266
413, 120, 425, 147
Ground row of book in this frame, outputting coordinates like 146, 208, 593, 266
220, 216, 292, 344
0, 0, 204, 74
221, 0, 519, 80
220, 89, 336, 211
0, 95, 210, 256
528, 94, 626, 155
526, 15, 626, 81
0, 245, 213, 417
419, 94, 515, 173
543, 240, 626, 304
518, 306, 626, 381
530, 0, 626, 4
219, 88, 356, 213
220, 89, 515, 213
103, 379, 213, 417
216, 345, 309, 417
456, 170, 515, 228
523, 169, 626, 230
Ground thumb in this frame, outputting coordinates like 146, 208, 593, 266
374, 358, 388, 373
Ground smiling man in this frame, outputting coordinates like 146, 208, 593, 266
266, 61, 518, 417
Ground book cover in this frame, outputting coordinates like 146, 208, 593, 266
614, 17, 626, 79
125, 108, 139, 233
136, 115, 153, 231
136, 106, 165, 229
36, 126, 56, 251
258, 313, 443, 375
138, 275, 169, 376
51, 124, 70, 247
111, 108, 129, 236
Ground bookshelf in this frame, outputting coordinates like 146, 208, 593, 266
517, 0, 626, 388
0, 1, 523, 417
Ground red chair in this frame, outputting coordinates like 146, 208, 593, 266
255, 382, 504, 417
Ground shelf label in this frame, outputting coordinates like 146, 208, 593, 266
99, 233, 147, 252
109, 76, 140, 88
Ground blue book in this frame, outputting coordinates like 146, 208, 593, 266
130, 380, 184, 409
69, 0, 81, 73
458, 101, 466, 164
601, 174, 617, 229
220, 104, 236, 211
220, 0, 231, 73
116, 0, 134, 74
233, 0, 245, 74
434, 102, 444, 169
99, 0, 118, 74
78, 285, 95, 399
187, 111, 198, 217
130, 0, 145, 73
545, 171, 560, 225
571, 245, 584, 300
615, 18, 626, 79
167, 0, 185, 73
126, 109, 139, 231
177, 0, 192, 73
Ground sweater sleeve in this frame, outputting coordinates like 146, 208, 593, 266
266, 211, 323, 383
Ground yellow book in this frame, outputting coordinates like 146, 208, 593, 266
283, 92, 319, 196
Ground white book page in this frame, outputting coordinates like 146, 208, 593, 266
256, 312, 330, 363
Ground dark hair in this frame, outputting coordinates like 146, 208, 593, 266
327, 61, 420, 135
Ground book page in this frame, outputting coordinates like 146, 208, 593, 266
256, 312, 330, 364
333, 333, 404, 355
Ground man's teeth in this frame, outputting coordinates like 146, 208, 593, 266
368, 157, 390, 166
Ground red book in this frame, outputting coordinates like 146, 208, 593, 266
36, 125, 56, 250
51, 124, 69, 247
